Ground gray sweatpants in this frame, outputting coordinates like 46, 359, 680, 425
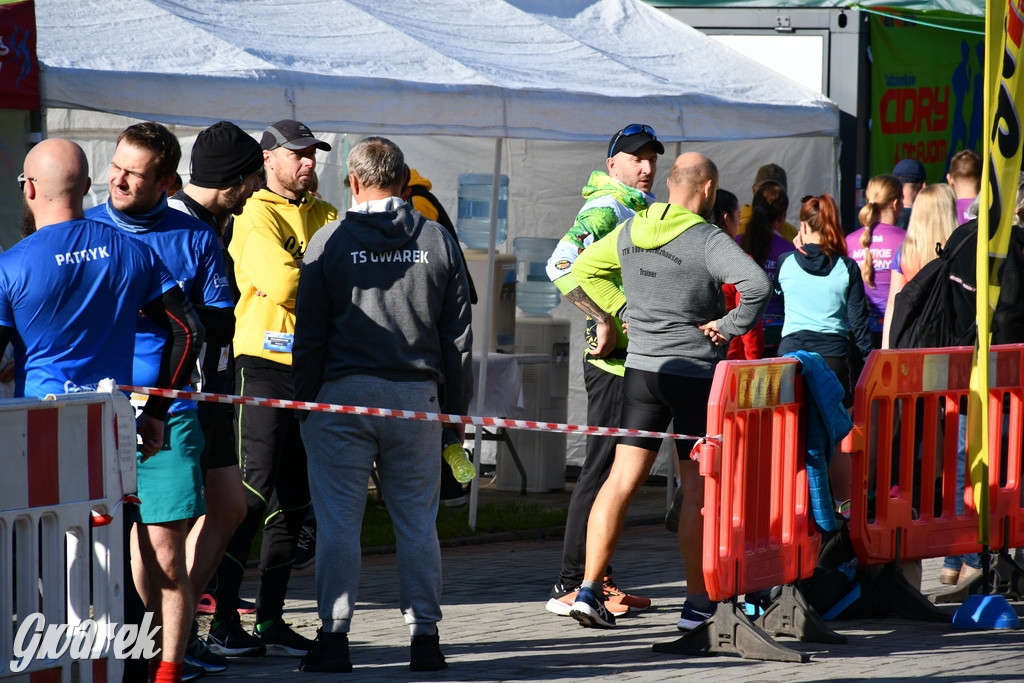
301, 374, 443, 635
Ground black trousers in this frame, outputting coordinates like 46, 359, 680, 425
212, 356, 310, 623
555, 359, 624, 588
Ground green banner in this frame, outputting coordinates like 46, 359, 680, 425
870, 11, 984, 182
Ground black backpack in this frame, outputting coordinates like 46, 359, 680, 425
888, 237, 974, 349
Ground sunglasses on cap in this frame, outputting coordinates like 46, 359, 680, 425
608, 124, 658, 158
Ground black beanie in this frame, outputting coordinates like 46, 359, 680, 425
190, 121, 264, 189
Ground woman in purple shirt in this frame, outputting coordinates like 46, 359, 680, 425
845, 174, 905, 341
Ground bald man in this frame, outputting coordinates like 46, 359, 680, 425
0, 138, 200, 456
568, 153, 771, 630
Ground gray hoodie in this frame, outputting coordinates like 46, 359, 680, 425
292, 203, 472, 414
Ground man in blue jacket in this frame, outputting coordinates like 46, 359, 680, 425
88, 122, 232, 681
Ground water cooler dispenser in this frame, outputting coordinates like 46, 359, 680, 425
456, 173, 509, 250
457, 173, 515, 351
463, 251, 516, 351
495, 237, 570, 492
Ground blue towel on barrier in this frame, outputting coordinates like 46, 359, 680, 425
784, 351, 854, 533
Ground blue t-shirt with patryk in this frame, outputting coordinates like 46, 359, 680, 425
0, 218, 174, 397
88, 198, 233, 413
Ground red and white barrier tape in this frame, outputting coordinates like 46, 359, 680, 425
122, 385, 716, 444
91, 494, 140, 527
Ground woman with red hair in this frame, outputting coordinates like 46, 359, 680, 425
775, 194, 873, 503
775, 194, 872, 405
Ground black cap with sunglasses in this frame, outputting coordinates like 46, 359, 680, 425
608, 124, 665, 158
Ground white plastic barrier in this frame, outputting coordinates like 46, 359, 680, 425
1, 389, 137, 682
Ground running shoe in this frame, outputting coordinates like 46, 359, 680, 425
603, 576, 651, 612
207, 615, 266, 658
676, 601, 716, 631
185, 623, 229, 673
196, 592, 256, 616
254, 619, 315, 657
545, 583, 628, 617
299, 629, 352, 673
569, 586, 616, 628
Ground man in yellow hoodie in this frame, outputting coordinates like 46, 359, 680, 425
208, 120, 337, 659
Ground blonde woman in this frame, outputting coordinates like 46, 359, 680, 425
845, 174, 905, 343
881, 184, 958, 348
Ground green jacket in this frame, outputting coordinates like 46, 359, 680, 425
545, 171, 651, 376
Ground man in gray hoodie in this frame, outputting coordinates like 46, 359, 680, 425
292, 136, 472, 673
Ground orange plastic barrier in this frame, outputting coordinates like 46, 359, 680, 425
700, 358, 820, 602
843, 346, 1024, 565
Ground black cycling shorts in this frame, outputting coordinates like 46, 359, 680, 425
618, 368, 712, 454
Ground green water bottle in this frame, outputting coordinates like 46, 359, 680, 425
442, 428, 476, 483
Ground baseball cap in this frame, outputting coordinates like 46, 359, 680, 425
608, 124, 665, 158
190, 121, 263, 189
753, 163, 787, 191
260, 119, 332, 152
892, 158, 926, 184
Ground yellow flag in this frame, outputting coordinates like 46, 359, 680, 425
971, 0, 1024, 545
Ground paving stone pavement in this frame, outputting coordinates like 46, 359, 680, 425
201, 508, 1024, 683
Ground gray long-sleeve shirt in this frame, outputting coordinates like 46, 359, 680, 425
573, 202, 771, 378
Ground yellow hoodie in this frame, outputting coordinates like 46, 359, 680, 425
229, 188, 337, 365
406, 168, 440, 222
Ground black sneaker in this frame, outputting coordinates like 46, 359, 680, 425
185, 625, 229, 673
299, 629, 352, 673
254, 619, 315, 657
294, 521, 317, 570
410, 633, 447, 671
207, 615, 267, 658
182, 659, 207, 682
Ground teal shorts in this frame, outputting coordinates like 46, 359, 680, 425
129, 410, 207, 524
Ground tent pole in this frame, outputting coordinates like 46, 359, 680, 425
469, 137, 504, 530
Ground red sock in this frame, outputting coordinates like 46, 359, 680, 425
153, 660, 183, 683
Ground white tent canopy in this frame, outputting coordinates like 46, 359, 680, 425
36, 0, 838, 142
34, 0, 841, 491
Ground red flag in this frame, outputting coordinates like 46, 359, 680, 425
0, 1, 38, 111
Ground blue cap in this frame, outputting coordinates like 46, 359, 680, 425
892, 158, 926, 184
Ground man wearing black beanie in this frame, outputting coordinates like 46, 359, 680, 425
168, 120, 263, 673
172, 121, 264, 234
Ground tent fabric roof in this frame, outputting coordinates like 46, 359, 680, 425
35, 0, 837, 142
647, 0, 984, 15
